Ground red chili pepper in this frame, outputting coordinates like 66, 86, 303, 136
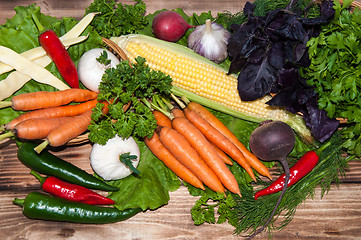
30, 170, 115, 205
254, 151, 319, 200
32, 14, 79, 88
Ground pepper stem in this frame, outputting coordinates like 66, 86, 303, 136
13, 198, 25, 207
30, 170, 46, 185
31, 13, 46, 33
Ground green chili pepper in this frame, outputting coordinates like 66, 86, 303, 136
17, 142, 118, 192
13, 192, 141, 223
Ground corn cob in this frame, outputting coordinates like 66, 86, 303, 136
110, 34, 312, 142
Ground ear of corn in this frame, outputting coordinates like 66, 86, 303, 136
110, 34, 312, 142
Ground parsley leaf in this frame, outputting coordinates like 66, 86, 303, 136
190, 189, 237, 226
88, 57, 172, 145
302, 3, 361, 156
96, 50, 111, 66
85, 0, 148, 39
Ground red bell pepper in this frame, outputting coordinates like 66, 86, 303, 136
254, 150, 319, 200
32, 14, 79, 88
31, 170, 115, 205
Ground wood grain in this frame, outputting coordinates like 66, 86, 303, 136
1, 139, 361, 240
1, 0, 361, 239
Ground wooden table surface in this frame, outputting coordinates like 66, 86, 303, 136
1, 1, 361, 239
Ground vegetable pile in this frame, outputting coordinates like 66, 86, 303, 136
0, 0, 359, 239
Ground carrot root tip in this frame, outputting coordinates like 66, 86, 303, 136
0, 131, 14, 141
0, 101, 12, 109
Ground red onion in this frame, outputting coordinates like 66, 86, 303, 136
152, 11, 194, 42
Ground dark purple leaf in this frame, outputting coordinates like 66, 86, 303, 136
265, 10, 306, 41
237, 54, 277, 101
267, 68, 339, 142
243, 1, 255, 17
228, 55, 247, 75
303, 99, 340, 142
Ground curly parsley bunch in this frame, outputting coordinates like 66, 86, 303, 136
88, 57, 172, 145
85, 0, 148, 39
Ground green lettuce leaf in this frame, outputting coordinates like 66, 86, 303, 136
0, 4, 103, 126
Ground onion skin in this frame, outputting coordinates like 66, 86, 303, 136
152, 11, 194, 42
77, 48, 119, 92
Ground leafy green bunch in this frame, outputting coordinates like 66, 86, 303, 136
88, 57, 172, 145
85, 0, 148, 39
302, 0, 361, 156
189, 132, 348, 236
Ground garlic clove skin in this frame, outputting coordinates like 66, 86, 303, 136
188, 19, 231, 64
77, 48, 120, 92
90, 135, 140, 181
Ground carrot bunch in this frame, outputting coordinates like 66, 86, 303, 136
0, 89, 100, 153
144, 96, 272, 197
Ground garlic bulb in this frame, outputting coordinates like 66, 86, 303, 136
90, 135, 140, 181
188, 19, 231, 63
77, 48, 119, 92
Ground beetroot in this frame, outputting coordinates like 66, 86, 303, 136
247, 121, 295, 239
152, 10, 194, 42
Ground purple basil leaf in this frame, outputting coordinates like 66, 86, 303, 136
227, 17, 266, 58
237, 55, 277, 101
302, 99, 340, 142
265, 10, 306, 41
228, 55, 247, 75
267, 68, 339, 142
243, 1, 255, 16
268, 41, 284, 70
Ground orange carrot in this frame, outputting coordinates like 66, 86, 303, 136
34, 110, 93, 153
171, 108, 185, 118
183, 107, 257, 182
12, 117, 74, 140
4, 89, 98, 111
153, 110, 172, 128
144, 132, 205, 190
187, 102, 271, 180
211, 142, 233, 165
5, 99, 98, 130
158, 126, 225, 194
172, 117, 241, 196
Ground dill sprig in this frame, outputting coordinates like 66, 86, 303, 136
233, 132, 350, 236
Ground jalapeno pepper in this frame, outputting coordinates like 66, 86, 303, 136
17, 142, 119, 192
30, 170, 115, 205
13, 192, 141, 224
32, 13, 79, 88
254, 150, 319, 200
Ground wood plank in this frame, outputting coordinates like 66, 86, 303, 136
1, 140, 361, 239
1, 184, 361, 240
0, 0, 246, 24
